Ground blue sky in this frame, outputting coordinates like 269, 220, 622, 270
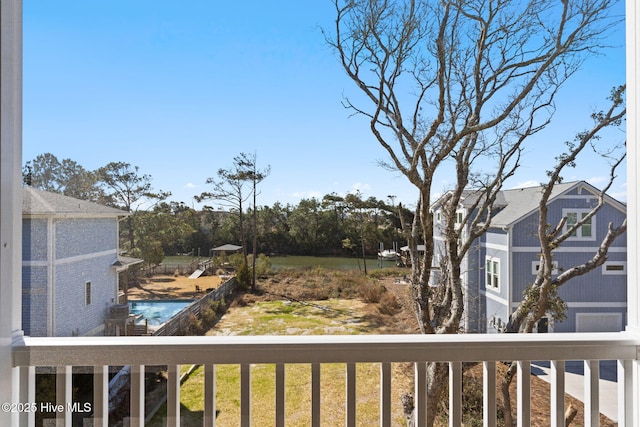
23, 1, 627, 209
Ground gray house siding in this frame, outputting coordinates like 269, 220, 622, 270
22, 218, 48, 261
21, 265, 48, 336
55, 218, 118, 259
455, 181, 627, 333
22, 217, 121, 337
22, 188, 126, 337
509, 212, 539, 247
54, 253, 117, 336
509, 197, 626, 332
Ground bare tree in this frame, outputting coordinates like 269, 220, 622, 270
197, 156, 251, 262
327, 0, 621, 424
237, 152, 270, 292
500, 85, 626, 426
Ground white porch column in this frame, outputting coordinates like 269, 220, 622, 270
0, 0, 23, 426
626, 1, 640, 426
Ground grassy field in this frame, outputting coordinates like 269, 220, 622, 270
161, 254, 400, 271
269, 255, 399, 271
148, 299, 414, 426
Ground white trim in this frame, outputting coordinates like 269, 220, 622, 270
565, 302, 627, 308
576, 313, 623, 333
0, 1, 23, 422
481, 290, 509, 306
557, 194, 597, 200
625, 1, 640, 425
54, 249, 117, 265
485, 256, 501, 291
602, 261, 627, 275
22, 250, 117, 267
512, 246, 626, 253
531, 260, 558, 275
510, 301, 627, 309
482, 242, 508, 252
562, 208, 597, 241
557, 190, 626, 214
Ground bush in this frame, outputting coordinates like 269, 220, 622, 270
199, 300, 220, 330
236, 261, 251, 290
255, 253, 272, 277
229, 253, 245, 269
182, 312, 202, 335
378, 292, 401, 315
359, 282, 386, 303
368, 268, 407, 279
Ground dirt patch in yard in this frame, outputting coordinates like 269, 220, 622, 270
127, 274, 225, 300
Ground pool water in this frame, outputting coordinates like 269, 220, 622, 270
129, 300, 194, 326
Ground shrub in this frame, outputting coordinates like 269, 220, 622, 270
254, 253, 272, 277
199, 300, 219, 330
368, 268, 406, 279
378, 292, 401, 315
182, 312, 202, 335
236, 261, 251, 290
359, 282, 386, 303
229, 253, 245, 269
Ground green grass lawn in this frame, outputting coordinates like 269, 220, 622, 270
147, 299, 413, 426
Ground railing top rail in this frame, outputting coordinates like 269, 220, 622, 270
13, 332, 640, 367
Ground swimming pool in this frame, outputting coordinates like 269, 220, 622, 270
129, 300, 194, 326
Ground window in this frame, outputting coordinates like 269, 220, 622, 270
485, 257, 500, 289
563, 209, 595, 240
85, 281, 92, 305
602, 261, 626, 275
455, 211, 464, 225
532, 261, 559, 275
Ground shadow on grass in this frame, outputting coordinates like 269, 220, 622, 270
147, 403, 209, 427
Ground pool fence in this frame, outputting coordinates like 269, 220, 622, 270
152, 276, 237, 336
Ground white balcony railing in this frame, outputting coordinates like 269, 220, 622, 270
11, 332, 640, 427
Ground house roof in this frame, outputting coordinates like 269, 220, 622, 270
490, 181, 626, 227
430, 181, 626, 228
431, 189, 508, 211
211, 244, 243, 252
22, 187, 126, 217
111, 255, 144, 272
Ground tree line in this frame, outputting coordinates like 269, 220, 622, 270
22, 152, 407, 265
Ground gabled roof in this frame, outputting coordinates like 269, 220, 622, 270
431, 189, 508, 211
212, 244, 243, 252
430, 181, 626, 228
490, 181, 626, 228
22, 187, 126, 217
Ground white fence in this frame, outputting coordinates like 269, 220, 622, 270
12, 332, 640, 427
